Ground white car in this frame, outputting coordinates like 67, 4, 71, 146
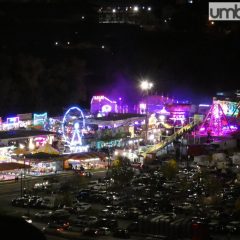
75, 202, 91, 213
35, 210, 53, 219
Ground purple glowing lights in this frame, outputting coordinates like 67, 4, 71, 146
198, 101, 234, 136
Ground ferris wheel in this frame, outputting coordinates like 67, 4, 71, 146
62, 106, 85, 152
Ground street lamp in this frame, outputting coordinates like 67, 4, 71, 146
140, 81, 153, 91
20, 156, 26, 197
140, 80, 153, 143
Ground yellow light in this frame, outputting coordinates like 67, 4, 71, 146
29, 139, 35, 150
19, 144, 25, 149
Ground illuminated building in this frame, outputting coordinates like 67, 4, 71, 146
167, 103, 192, 126
91, 96, 117, 114
6, 117, 19, 130
137, 95, 192, 126
0, 130, 56, 149
137, 95, 175, 114
90, 95, 128, 115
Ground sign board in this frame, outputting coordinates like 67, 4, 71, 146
7, 117, 19, 125
17, 113, 32, 121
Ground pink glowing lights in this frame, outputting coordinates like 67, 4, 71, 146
198, 101, 234, 136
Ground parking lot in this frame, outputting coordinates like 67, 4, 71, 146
2, 163, 240, 240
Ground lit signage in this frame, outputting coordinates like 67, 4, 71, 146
102, 104, 112, 113
199, 104, 210, 107
91, 95, 114, 104
139, 103, 146, 109
216, 100, 239, 116
93, 96, 105, 101
33, 113, 48, 125
7, 117, 19, 125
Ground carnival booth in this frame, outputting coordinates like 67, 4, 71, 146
0, 162, 31, 181
23, 143, 63, 176
64, 152, 107, 170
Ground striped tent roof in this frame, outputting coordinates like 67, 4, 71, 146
34, 143, 59, 155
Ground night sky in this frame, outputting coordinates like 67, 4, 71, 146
0, 0, 239, 116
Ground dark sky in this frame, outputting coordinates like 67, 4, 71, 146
0, 1, 239, 116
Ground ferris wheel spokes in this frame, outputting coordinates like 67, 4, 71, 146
62, 106, 86, 153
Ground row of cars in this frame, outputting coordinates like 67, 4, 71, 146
33, 202, 92, 221
39, 211, 130, 238
12, 195, 45, 209
73, 166, 240, 238
31, 177, 132, 239
11, 162, 240, 239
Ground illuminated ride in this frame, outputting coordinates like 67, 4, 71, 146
232, 101, 240, 120
198, 101, 236, 136
142, 121, 200, 159
62, 106, 86, 153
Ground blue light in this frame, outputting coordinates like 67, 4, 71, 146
74, 122, 80, 130
62, 106, 85, 152
7, 117, 19, 124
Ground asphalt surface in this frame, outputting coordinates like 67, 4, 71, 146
2, 170, 239, 240
0, 170, 106, 214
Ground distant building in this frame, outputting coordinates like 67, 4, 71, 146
215, 90, 239, 102
0, 129, 55, 148
90, 95, 128, 115
137, 95, 175, 114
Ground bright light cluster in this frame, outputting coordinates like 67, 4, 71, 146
140, 80, 153, 91
62, 106, 86, 153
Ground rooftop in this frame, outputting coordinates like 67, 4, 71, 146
94, 113, 144, 121
0, 130, 56, 140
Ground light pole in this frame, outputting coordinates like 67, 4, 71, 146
140, 80, 153, 144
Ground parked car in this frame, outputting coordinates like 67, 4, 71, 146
83, 227, 99, 237
225, 221, 240, 234
74, 202, 91, 213
47, 220, 70, 230
34, 210, 53, 220
113, 228, 130, 239
98, 227, 111, 236
52, 209, 70, 220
